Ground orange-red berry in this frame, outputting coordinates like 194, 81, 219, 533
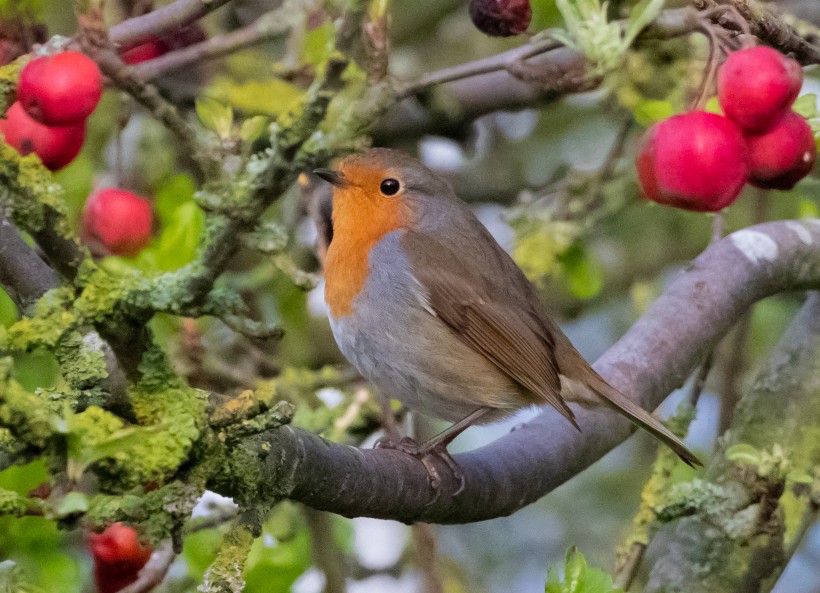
0, 101, 85, 170
82, 189, 154, 257
18, 51, 102, 125
636, 111, 749, 212
88, 523, 152, 593
718, 47, 803, 133
745, 111, 816, 190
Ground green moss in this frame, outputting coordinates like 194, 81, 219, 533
55, 331, 109, 390
0, 487, 35, 517
0, 144, 73, 237
0, 55, 27, 112
86, 480, 204, 543
0, 358, 56, 448
199, 522, 254, 593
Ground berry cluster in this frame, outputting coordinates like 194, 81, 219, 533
88, 523, 152, 593
0, 51, 101, 170
0, 48, 155, 256
637, 47, 816, 212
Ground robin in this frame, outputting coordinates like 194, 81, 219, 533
314, 148, 700, 475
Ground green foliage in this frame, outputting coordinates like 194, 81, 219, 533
545, 547, 621, 593
726, 443, 813, 485
557, 242, 604, 299
552, 0, 664, 75
196, 98, 235, 141
0, 289, 17, 328
0, 0, 46, 17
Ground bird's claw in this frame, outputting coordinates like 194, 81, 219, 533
375, 436, 465, 497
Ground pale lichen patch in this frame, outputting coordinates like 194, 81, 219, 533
784, 221, 813, 245
729, 230, 778, 265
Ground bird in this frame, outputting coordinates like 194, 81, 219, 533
314, 148, 700, 473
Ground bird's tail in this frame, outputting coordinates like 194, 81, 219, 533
589, 376, 702, 467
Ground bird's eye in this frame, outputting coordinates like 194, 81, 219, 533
379, 178, 401, 196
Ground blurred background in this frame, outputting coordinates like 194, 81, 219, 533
0, 0, 818, 591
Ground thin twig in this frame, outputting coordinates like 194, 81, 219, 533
411, 523, 445, 593
614, 542, 645, 590
303, 506, 347, 593
129, 8, 290, 80
718, 313, 751, 433
109, 0, 233, 50
398, 39, 563, 99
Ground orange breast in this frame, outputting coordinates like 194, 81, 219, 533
324, 184, 410, 318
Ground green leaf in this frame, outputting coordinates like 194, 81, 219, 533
300, 19, 336, 67
633, 99, 676, 127
151, 201, 205, 271
155, 174, 196, 222
703, 96, 723, 115
624, 0, 665, 46
208, 77, 304, 117
792, 94, 817, 119
195, 97, 234, 139
559, 243, 604, 299
545, 548, 621, 593
239, 116, 269, 144
0, 288, 17, 328
725, 443, 761, 465
54, 492, 88, 517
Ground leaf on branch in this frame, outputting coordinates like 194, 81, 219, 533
552, 0, 664, 75
196, 98, 234, 140
545, 547, 621, 593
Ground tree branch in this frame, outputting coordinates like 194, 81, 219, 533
0, 217, 60, 311
376, 4, 819, 142
218, 219, 820, 524
109, 0, 234, 51
128, 8, 289, 81
644, 291, 820, 593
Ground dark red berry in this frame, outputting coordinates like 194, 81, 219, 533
469, 0, 531, 37
89, 523, 152, 593
121, 38, 166, 64
0, 101, 86, 170
636, 111, 749, 212
718, 47, 803, 133
745, 110, 816, 190
18, 51, 102, 125
82, 189, 154, 257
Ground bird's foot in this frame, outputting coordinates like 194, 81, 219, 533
375, 436, 465, 496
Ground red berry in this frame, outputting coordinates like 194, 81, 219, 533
718, 47, 803, 133
18, 51, 102, 126
469, 0, 531, 37
121, 38, 166, 65
82, 189, 154, 257
745, 111, 816, 190
636, 111, 749, 212
0, 101, 86, 170
89, 523, 152, 593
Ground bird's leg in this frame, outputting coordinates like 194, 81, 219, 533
377, 407, 493, 495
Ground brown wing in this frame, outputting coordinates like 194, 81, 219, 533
402, 230, 577, 426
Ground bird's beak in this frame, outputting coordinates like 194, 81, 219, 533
313, 168, 350, 188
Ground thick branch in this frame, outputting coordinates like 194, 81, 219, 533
0, 217, 60, 311
109, 0, 233, 51
220, 219, 820, 523
644, 292, 820, 593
